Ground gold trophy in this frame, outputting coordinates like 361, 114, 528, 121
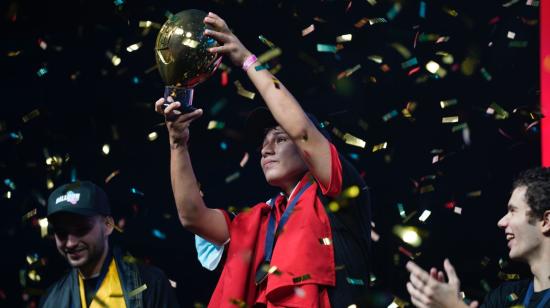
155, 9, 222, 112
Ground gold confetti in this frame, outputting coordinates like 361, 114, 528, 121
319, 237, 332, 245
22, 208, 37, 221
342, 133, 366, 148
292, 274, 311, 283
22, 109, 40, 123
258, 35, 275, 48
234, 81, 256, 100
442, 116, 459, 123
128, 284, 147, 297
138, 21, 161, 29
257, 48, 282, 63
440, 99, 458, 109
372, 142, 388, 152
336, 34, 352, 43
239, 152, 249, 168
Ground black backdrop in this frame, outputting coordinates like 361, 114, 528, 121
0, 0, 541, 307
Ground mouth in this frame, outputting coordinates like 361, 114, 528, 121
262, 160, 277, 169
66, 248, 86, 258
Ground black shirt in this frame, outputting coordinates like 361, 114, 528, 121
481, 279, 550, 308
83, 276, 99, 307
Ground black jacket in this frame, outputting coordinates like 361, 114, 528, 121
39, 247, 180, 308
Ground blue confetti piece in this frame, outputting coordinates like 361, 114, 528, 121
37, 68, 48, 77
382, 110, 399, 122
4, 179, 16, 190
113, 0, 124, 6
220, 142, 228, 151
132, 76, 140, 84
70, 168, 77, 183
317, 44, 337, 53
419, 1, 426, 18
348, 153, 359, 160
346, 277, 365, 285
401, 57, 418, 69
130, 187, 144, 196
152, 229, 166, 240
386, 3, 402, 20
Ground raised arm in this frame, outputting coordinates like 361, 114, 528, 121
155, 98, 229, 245
204, 12, 332, 189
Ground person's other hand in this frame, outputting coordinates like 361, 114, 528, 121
155, 97, 203, 148
203, 12, 252, 67
406, 259, 478, 308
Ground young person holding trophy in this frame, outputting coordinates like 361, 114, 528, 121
155, 11, 372, 307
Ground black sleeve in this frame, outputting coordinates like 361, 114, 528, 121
138, 265, 181, 308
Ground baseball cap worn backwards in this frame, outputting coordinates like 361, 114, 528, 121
245, 107, 331, 149
47, 181, 111, 217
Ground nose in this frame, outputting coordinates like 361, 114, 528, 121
261, 141, 274, 157
65, 234, 79, 249
497, 214, 508, 229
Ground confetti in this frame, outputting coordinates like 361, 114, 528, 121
382, 110, 399, 122
440, 99, 458, 109
254, 63, 270, 71
225, 171, 240, 183
257, 48, 282, 63
126, 42, 142, 52
418, 210, 431, 222
239, 152, 249, 167
234, 81, 256, 100
319, 238, 332, 245
207, 121, 225, 130
442, 116, 459, 123
105, 170, 120, 183
372, 142, 388, 152
342, 133, 366, 148
346, 277, 365, 285
130, 187, 144, 196
128, 284, 147, 297
22, 109, 40, 123
419, 1, 426, 18
139, 21, 161, 29
292, 274, 311, 283
258, 35, 275, 49
336, 34, 352, 43
401, 57, 418, 69
147, 131, 158, 141
317, 44, 337, 53
151, 229, 166, 240
301, 24, 315, 36
37, 67, 48, 77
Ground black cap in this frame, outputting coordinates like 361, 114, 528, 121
245, 107, 331, 148
47, 181, 111, 217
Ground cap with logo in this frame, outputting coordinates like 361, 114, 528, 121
47, 181, 111, 217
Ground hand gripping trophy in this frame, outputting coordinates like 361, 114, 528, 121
155, 9, 222, 112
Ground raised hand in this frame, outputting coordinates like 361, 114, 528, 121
154, 97, 203, 148
203, 12, 252, 67
406, 259, 478, 308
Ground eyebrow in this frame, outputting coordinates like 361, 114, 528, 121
507, 204, 517, 211
262, 130, 288, 146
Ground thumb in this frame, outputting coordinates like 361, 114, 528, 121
469, 300, 479, 308
443, 258, 460, 289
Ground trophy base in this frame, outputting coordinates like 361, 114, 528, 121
163, 86, 196, 113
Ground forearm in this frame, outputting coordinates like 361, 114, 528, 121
246, 62, 311, 140
169, 144, 208, 228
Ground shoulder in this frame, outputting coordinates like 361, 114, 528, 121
39, 272, 73, 306
135, 263, 170, 284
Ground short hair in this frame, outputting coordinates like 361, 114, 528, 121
512, 167, 550, 220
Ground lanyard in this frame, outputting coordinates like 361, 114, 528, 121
255, 181, 312, 285
522, 281, 550, 308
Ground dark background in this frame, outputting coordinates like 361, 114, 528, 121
0, 0, 541, 307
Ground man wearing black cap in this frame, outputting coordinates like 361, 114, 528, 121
155, 12, 372, 308
39, 181, 180, 308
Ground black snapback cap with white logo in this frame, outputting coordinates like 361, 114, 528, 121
47, 181, 111, 217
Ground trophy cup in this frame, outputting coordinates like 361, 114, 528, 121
155, 9, 222, 112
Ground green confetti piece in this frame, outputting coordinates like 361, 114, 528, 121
292, 274, 312, 283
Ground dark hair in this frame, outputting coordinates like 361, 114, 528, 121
512, 167, 550, 220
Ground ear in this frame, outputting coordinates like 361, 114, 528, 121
542, 210, 550, 236
104, 216, 115, 236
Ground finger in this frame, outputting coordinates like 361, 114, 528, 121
406, 282, 430, 308
155, 98, 166, 114
444, 258, 460, 288
164, 101, 181, 115
208, 45, 233, 54
203, 16, 227, 31
204, 29, 231, 43
409, 272, 427, 290
437, 271, 445, 282
469, 300, 479, 308
406, 261, 432, 284
429, 267, 438, 279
